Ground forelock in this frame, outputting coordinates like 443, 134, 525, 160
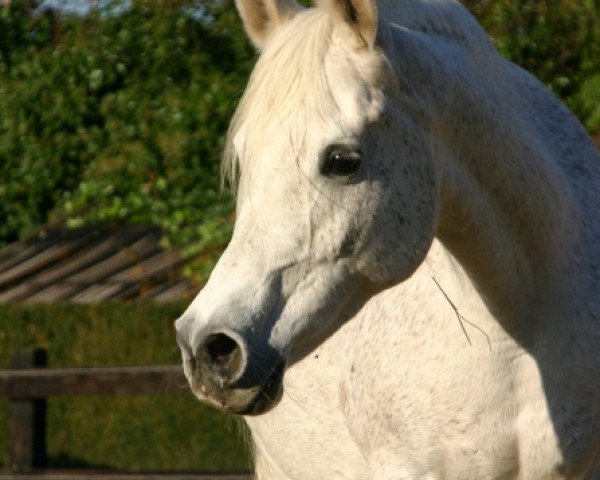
222, 9, 335, 192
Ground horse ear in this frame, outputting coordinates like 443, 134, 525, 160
318, 0, 377, 47
235, 0, 302, 50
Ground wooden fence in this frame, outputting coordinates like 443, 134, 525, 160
0, 349, 252, 480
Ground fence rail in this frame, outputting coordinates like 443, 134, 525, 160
1, 349, 248, 479
0, 365, 186, 398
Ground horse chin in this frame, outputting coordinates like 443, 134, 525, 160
191, 360, 285, 416
235, 382, 284, 416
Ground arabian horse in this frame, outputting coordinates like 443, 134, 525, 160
176, 0, 600, 477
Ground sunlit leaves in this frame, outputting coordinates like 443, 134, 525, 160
464, 0, 600, 110
0, 0, 254, 282
0, 0, 597, 284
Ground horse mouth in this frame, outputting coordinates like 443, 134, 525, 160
191, 360, 285, 416
236, 360, 285, 415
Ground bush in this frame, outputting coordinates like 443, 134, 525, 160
0, 0, 598, 281
0, 1, 255, 281
464, 0, 600, 123
576, 74, 600, 133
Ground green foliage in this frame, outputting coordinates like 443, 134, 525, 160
0, 0, 255, 281
464, 0, 600, 116
576, 74, 600, 132
0, 302, 251, 470
0, 0, 598, 282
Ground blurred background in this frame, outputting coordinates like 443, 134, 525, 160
0, 0, 598, 475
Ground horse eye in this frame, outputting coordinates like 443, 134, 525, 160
321, 146, 362, 177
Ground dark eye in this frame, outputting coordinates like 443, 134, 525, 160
321, 145, 362, 177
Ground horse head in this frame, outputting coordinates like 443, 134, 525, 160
175, 0, 440, 415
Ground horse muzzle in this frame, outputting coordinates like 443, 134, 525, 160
177, 328, 286, 415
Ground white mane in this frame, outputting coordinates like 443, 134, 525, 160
222, 9, 334, 190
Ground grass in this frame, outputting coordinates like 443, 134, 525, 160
0, 302, 251, 472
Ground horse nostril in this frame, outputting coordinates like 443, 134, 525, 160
200, 332, 244, 384
206, 333, 239, 365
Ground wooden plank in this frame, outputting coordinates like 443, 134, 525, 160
0, 245, 75, 287
0, 366, 188, 398
70, 283, 131, 303
0, 230, 148, 302
23, 229, 158, 302
0, 227, 107, 288
0, 284, 33, 303
0, 243, 29, 272
0, 226, 151, 281
144, 281, 195, 302
110, 251, 183, 283
22, 284, 85, 304
68, 236, 162, 283
0, 235, 62, 276
0, 473, 252, 480
26, 228, 149, 286
0, 225, 189, 303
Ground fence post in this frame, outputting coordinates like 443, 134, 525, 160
9, 348, 47, 471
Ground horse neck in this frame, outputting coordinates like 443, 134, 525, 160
388, 25, 590, 324
435, 119, 578, 322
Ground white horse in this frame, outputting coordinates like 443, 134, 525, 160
175, 0, 600, 477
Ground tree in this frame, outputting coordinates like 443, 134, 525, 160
463, 0, 600, 116
0, 0, 255, 280
0, 0, 598, 282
